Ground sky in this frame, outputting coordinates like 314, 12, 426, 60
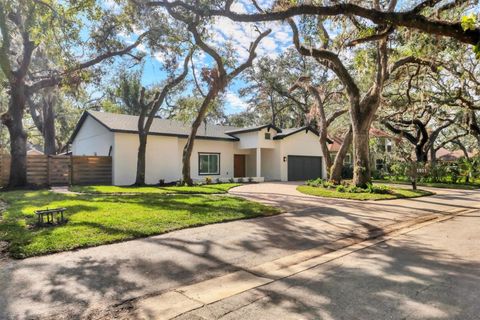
102, 0, 480, 116
106, 0, 295, 116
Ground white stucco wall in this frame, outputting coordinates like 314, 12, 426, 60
73, 115, 326, 185
71, 117, 113, 156
261, 148, 281, 180
112, 133, 183, 186
279, 130, 327, 181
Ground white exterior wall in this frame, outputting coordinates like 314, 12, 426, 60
178, 138, 238, 182
261, 148, 281, 180
71, 117, 113, 156
72, 115, 326, 185
279, 130, 327, 181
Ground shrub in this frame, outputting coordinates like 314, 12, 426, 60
366, 183, 390, 194
215, 178, 221, 184
306, 178, 323, 187
176, 180, 184, 186
346, 185, 359, 193
248, 177, 253, 183
336, 185, 346, 193
238, 177, 244, 183
228, 178, 235, 183
159, 179, 165, 186
390, 163, 406, 180
322, 180, 336, 189
205, 177, 212, 184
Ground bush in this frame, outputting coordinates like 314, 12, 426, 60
248, 177, 253, 183
336, 185, 346, 193
306, 178, 323, 187
366, 183, 390, 194
205, 177, 212, 184
346, 185, 359, 193
228, 178, 235, 183
216, 178, 221, 184
238, 177, 244, 183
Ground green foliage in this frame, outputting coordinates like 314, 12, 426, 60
461, 14, 477, 31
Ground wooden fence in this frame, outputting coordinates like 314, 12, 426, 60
0, 155, 112, 186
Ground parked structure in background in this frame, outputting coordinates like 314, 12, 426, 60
69, 111, 329, 186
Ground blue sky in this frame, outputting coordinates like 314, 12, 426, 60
106, 0, 294, 115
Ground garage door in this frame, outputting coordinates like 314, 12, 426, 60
288, 156, 322, 181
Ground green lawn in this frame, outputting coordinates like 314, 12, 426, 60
0, 190, 278, 258
70, 183, 241, 194
297, 185, 434, 200
375, 179, 480, 190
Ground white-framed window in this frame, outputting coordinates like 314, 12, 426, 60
264, 132, 271, 140
199, 153, 220, 175
344, 154, 352, 165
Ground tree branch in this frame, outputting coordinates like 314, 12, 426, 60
145, 1, 480, 46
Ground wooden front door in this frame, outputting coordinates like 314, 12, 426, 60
234, 155, 246, 178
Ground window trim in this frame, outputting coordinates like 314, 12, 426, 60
343, 154, 352, 164
198, 152, 221, 176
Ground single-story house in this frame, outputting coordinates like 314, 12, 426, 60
69, 111, 328, 185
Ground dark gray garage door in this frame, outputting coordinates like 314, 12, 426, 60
288, 155, 322, 181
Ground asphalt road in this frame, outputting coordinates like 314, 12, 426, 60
177, 210, 480, 320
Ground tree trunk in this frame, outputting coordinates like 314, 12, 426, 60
415, 145, 428, 163
135, 132, 147, 185
352, 127, 371, 187
429, 146, 437, 164
1, 85, 28, 187
42, 97, 56, 155
330, 127, 352, 183
182, 89, 217, 186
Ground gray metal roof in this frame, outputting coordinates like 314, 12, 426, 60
87, 111, 242, 141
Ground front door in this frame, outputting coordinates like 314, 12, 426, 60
234, 154, 246, 177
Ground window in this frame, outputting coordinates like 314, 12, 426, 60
199, 153, 220, 175
376, 159, 384, 171
264, 132, 271, 140
343, 154, 352, 165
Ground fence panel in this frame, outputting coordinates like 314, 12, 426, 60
0, 155, 112, 187
72, 156, 112, 185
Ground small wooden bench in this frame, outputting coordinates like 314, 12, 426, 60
35, 208, 67, 225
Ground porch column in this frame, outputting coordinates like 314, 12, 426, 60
256, 147, 261, 177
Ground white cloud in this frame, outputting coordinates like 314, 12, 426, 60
224, 91, 250, 111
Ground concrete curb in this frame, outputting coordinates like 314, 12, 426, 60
133, 207, 475, 320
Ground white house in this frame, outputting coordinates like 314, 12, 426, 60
69, 111, 327, 185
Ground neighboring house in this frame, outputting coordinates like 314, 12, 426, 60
434, 148, 475, 162
328, 128, 395, 172
69, 111, 327, 185
27, 143, 44, 155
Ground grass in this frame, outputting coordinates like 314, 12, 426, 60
0, 190, 278, 258
297, 185, 434, 201
70, 183, 241, 194
375, 179, 480, 190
